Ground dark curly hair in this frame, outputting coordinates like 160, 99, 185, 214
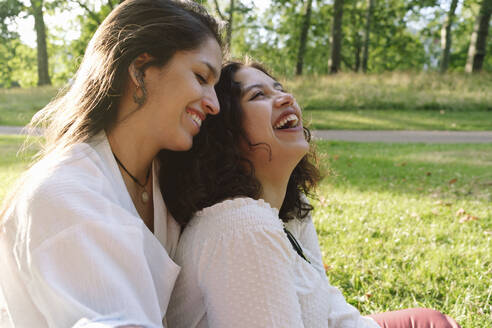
159, 61, 320, 227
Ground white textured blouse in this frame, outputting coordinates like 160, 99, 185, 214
0, 132, 181, 328
167, 197, 380, 328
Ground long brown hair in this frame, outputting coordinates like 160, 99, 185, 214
159, 61, 320, 226
32, 0, 222, 156
1, 0, 222, 221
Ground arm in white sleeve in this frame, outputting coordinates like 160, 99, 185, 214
5, 168, 178, 328
291, 202, 381, 328
197, 221, 305, 328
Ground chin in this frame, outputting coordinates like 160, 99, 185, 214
169, 136, 193, 152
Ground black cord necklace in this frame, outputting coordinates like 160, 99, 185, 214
113, 152, 151, 203
284, 227, 311, 263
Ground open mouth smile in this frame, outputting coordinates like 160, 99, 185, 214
273, 113, 300, 130
186, 108, 205, 128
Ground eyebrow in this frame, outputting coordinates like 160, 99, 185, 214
242, 81, 284, 96
201, 61, 219, 80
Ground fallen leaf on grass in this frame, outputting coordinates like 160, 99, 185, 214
365, 293, 373, 299
333, 155, 340, 161
459, 214, 479, 223
426, 172, 432, 176
456, 208, 466, 216
449, 178, 458, 185
323, 263, 332, 272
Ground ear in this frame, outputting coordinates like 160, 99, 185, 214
128, 53, 154, 87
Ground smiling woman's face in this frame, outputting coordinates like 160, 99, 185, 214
235, 66, 309, 167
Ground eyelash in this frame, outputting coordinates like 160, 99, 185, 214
250, 90, 264, 100
195, 73, 207, 84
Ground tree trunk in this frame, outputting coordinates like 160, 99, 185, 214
351, 0, 362, 72
465, 0, 492, 73
440, 0, 459, 73
329, 0, 344, 74
32, 0, 51, 86
226, 0, 235, 51
361, 0, 374, 73
296, 0, 313, 75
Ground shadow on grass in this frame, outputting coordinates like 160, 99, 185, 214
316, 141, 492, 202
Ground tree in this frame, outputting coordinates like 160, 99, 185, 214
329, 0, 344, 74
31, 0, 51, 85
213, 0, 235, 50
440, 0, 459, 72
295, 0, 313, 75
465, 0, 492, 72
361, 0, 374, 72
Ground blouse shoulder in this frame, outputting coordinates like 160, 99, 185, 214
186, 197, 284, 237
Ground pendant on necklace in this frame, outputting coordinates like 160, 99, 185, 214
141, 190, 149, 203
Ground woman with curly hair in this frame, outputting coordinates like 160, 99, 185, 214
160, 62, 460, 328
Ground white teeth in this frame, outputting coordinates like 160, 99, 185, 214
274, 113, 299, 129
188, 112, 202, 127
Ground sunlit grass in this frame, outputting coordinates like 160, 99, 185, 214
1, 72, 491, 130
313, 141, 491, 327
284, 72, 492, 112
0, 86, 58, 126
1, 137, 491, 327
304, 109, 492, 130
0, 135, 39, 200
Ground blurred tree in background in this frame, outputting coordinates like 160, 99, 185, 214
0, 0, 490, 86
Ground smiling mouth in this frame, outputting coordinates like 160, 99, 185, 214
274, 113, 300, 130
186, 109, 203, 127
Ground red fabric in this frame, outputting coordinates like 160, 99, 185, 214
367, 308, 461, 328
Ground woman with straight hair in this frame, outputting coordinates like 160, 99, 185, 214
0, 0, 222, 327
160, 61, 461, 328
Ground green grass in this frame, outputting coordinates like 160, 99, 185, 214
1, 72, 491, 130
313, 141, 491, 327
1, 136, 490, 327
0, 86, 58, 126
284, 71, 492, 112
0, 135, 39, 200
304, 109, 492, 131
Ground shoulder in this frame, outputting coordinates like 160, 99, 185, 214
22, 142, 110, 208
5, 139, 133, 248
188, 197, 284, 236
177, 198, 288, 256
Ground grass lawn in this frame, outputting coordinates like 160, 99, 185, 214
1, 72, 491, 130
0, 86, 58, 126
313, 141, 491, 327
0, 136, 491, 327
304, 109, 492, 131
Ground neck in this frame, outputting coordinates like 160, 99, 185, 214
107, 123, 156, 183
256, 164, 292, 210
259, 180, 289, 210
107, 88, 159, 181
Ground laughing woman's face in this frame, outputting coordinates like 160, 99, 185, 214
235, 66, 309, 167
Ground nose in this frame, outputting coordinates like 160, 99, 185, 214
274, 93, 294, 108
201, 89, 220, 115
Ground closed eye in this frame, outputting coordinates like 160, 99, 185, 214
195, 73, 207, 84
249, 90, 264, 100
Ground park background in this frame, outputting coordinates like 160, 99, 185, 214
1, 0, 491, 327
